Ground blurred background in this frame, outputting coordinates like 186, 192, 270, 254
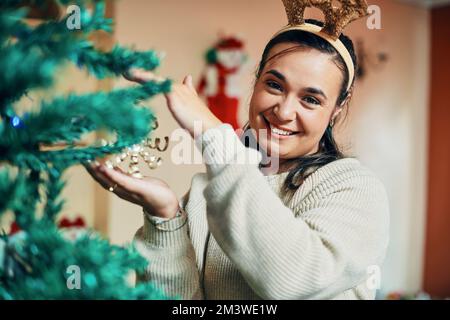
3, 0, 449, 299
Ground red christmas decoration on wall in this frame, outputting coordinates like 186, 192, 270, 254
9, 216, 86, 240
197, 36, 247, 130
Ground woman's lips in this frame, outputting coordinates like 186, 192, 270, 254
262, 116, 301, 139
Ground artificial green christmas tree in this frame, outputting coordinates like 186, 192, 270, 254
0, 0, 172, 299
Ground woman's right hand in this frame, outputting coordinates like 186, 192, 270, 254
84, 163, 180, 219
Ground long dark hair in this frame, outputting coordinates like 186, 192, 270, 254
249, 19, 358, 201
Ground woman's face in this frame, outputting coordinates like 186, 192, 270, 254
249, 42, 344, 162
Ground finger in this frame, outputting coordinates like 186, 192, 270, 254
108, 183, 141, 204
124, 68, 166, 84
84, 164, 140, 202
183, 74, 197, 94
84, 163, 114, 190
99, 165, 144, 195
83, 162, 139, 202
182, 75, 190, 86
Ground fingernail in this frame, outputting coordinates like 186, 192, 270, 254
127, 68, 138, 78
105, 160, 114, 169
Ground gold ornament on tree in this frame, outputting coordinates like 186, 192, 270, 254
103, 119, 170, 178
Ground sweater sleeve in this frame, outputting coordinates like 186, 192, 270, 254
196, 124, 390, 300
133, 197, 204, 300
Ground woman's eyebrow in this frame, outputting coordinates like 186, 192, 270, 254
264, 69, 328, 100
264, 69, 285, 82
304, 87, 328, 100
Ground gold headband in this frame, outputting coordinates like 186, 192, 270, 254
272, 0, 369, 92
271, 23, 355, 92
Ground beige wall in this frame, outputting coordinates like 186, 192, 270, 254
335, 1, 430, 294
36, 0, 428, 295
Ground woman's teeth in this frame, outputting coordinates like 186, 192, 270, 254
269, 124, 295, 136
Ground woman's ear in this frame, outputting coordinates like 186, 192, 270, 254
331, 89, 352, 122
331, 105, 344, 122
339, 90, 353, 108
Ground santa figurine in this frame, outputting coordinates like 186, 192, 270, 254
197, 36, 247, 130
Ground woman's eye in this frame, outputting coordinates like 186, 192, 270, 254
265, 80, 283, 92
303, 96, 321, 106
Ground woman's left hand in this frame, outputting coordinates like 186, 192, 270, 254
126, 69, 222, 139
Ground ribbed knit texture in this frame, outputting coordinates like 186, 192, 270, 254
133, 124, 390, 300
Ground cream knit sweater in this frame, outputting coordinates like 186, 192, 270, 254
134, 124, 390, 300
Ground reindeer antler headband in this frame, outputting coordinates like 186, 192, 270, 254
273, 0, 369, 92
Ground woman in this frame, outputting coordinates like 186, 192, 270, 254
86, 19, 389, 300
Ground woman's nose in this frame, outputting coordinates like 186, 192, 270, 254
273, 96, 297, 122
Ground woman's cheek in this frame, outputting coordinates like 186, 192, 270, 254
300, 109, 325, 132
301, 114, 330, 149
250, 99, 269, 127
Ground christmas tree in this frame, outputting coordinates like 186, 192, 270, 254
0, 0, 173, 299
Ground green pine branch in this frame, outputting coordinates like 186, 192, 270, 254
0, 219, 174, 299
0, 0, 175, 300
0, 79, 171, 171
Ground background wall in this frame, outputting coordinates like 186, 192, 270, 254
337, 1, 430, 295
